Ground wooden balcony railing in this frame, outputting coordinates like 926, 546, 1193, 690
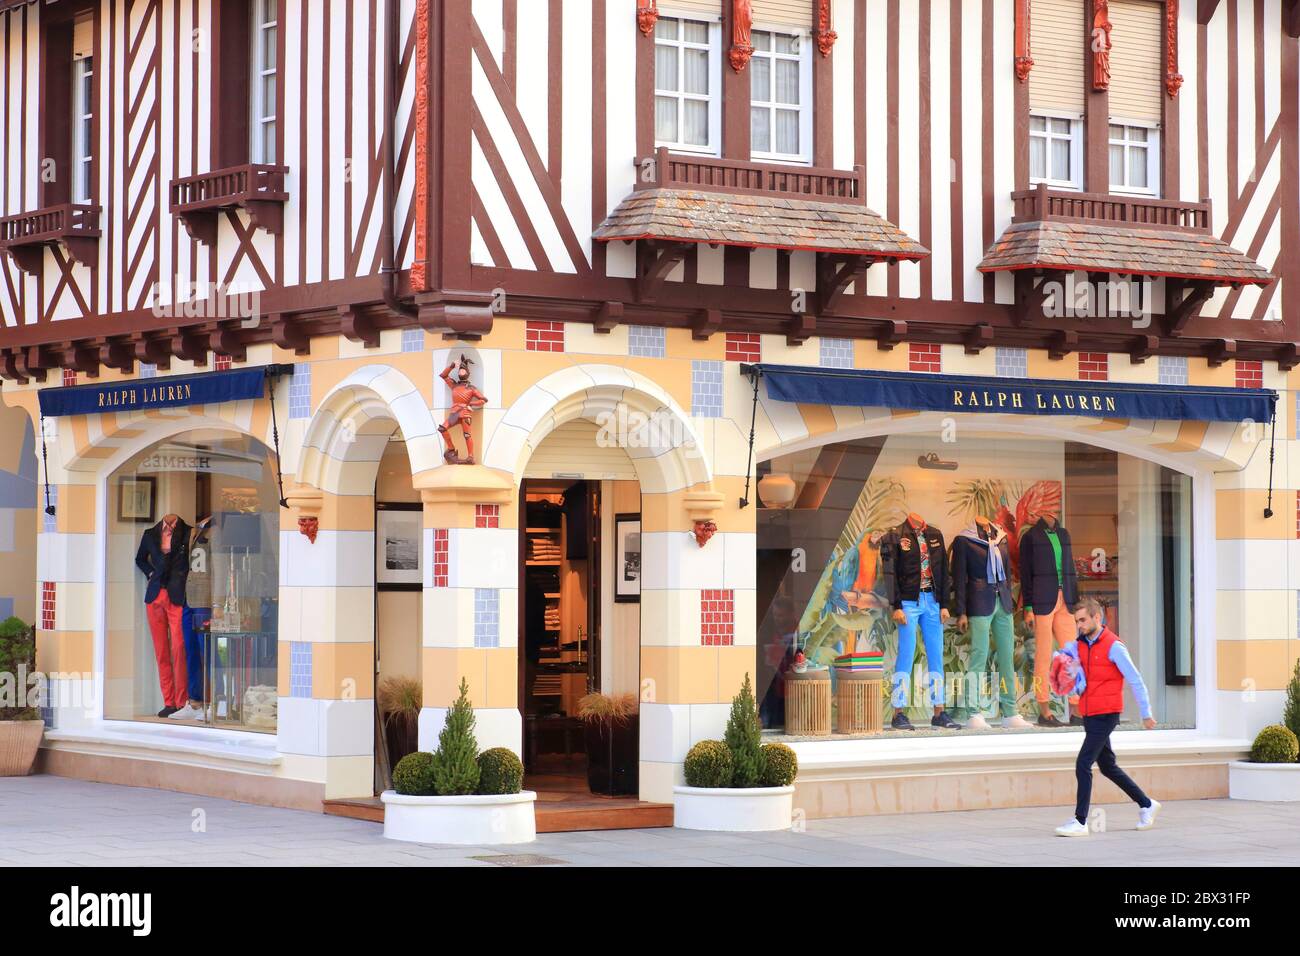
637, 146, 865, 204
169, 163, 290, 242
0, 203, 101, 274
1012, 182, 1211, 233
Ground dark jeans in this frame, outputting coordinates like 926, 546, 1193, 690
1075, 712, 1151, 825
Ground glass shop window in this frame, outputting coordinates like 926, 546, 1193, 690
105, 429, 280, 732
755, 433, 1194, 737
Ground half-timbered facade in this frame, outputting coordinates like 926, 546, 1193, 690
1, 1, 1297, 818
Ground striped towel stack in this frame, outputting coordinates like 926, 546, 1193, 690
833, 651, 884, 675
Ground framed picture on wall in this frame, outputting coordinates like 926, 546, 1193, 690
375, 504, 423, 588
614, 513, 641, 603
117, 476, 156, 523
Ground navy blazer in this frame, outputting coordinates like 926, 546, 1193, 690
135, 518, 192, 606
1018, 519, 1079, 615
950, 531, 1013, 618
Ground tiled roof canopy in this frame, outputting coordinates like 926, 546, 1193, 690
978, 220, 1273, 285
978, 187, 1273, 286
594, 188, 930, 261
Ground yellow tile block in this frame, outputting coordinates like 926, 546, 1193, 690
856, 340, 911, 372
475, 316, 528, 352
499, 351, 582, 407
666, 327, 724, 361
1187, 357, 1238, 389
36, 630, 94, 675
621, 356, 694, 413
421, 646, 518, 709
1215, 489, 1294, 540
57, 485, 98, 534
642, 645, 753, 705
277, 642, 291, 696
311, 642, 375, 700
1026, 348, 1072, 381
1217, 639, 1295, 691
716, 645, 761, 700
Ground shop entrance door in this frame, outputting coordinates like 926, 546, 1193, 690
518, 479, 602, 791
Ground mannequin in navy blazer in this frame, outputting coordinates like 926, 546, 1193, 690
950, 527, 1013, 618
135, 517, 192, 606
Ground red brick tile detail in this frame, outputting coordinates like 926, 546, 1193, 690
475, 504, 500, 528
1235, 360, 1263, 389
1295, 494, 1300, 540
725, 332, 761, 363
41, 582, 56, 631
700, 588, 735, 646
525, 320, 565, 352
61, 369, 78, 388
908, 343, 942, 373
1078, 352, 1109, 382
432, 530, 449, 587
214, 353, 233, 371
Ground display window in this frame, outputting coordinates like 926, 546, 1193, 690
756, 432, 1194, 737
105, 429, 281, 732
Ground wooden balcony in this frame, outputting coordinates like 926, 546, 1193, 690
169, 163, 289, 243
1012, 183, 1211, 233
636, 147, 865, 204
0, 203, 101, 275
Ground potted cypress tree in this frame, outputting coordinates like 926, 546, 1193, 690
380, 677, 536, 844
672, 673, 799, 831
576, 692, 639, 796
0, 617, 43, 776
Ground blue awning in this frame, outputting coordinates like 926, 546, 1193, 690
38, 365, 293, 418
746, 363, 1276, 423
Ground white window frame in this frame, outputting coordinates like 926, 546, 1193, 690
251, 0, 278, 164
71, 30, 94, 205
748, 25, 813, 166
653, 12, 722, 157
1108, 119, 1160, 197
1028, 111, 1082, 191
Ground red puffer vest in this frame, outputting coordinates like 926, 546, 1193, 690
1077, 627, 1125, 716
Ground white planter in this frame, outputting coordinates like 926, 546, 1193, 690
379, 790, 537, 844
1228, 761, 1300, 802
673, 785, 796, 832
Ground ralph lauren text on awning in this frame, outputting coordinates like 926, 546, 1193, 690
37, 365, 292, 418
746, 364, 1276, 424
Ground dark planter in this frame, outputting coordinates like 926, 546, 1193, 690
384, 715, 420, 769
584, 715, 639, 796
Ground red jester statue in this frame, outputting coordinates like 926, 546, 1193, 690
439, 354, 489, 465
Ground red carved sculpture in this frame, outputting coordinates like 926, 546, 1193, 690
728, 0, 754, 72
411, 0, 430, 292
692, 519, 718, 548
1165, 0, 1183, 97
298, 516, 319, 545
439, 354, 489, 465
815, 0, 837, 57
1092, 1, 1112, 92
637, 0, 659, 36
1014, 0, 1034, 82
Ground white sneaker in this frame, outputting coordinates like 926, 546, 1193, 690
168, 703, 203, 720
1136, 799, 1161, 831
1055, 818, 1089, 837
1002, 715, 1032, 729
965, 714, 990, 730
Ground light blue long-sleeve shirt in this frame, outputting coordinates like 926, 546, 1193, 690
1057, 628, 1153, 721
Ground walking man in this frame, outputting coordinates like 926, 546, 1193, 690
1054, 597, 1161, 837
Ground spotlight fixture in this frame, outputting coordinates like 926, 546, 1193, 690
917, 452, 958, 471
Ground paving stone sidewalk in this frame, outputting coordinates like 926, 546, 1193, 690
1, 775, 1296, 867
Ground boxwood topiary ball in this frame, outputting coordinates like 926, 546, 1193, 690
477, 747, 524, 795
683, 739, 733, 788
759, 742, 798, 787
392, 751, 438, 796
1250, 724, 1299, 764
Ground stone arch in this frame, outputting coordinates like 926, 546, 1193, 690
483, 364, 713, 494
295, 365, 443, 495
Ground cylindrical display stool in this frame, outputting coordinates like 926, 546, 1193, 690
836, 674, 884, 735
784, 673, 832, 736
